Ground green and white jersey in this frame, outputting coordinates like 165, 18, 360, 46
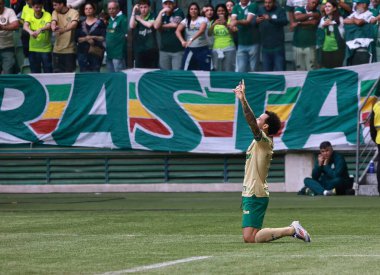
159, 8, 184, 52
293, 6, 320, 48
26, 11, 52, 52
133, 12, 157, 53
231, 2, 259, 46
242, 131, 273, 198
106, 12, 128, 59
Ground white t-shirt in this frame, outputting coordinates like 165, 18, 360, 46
0, 7, 18, 49
286, 0, 308, 10
180, 16, 208, 47
348, 10, 375, 23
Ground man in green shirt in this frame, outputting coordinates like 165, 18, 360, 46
234, 80, 311, 243
230, 0, 260, 72
293, 0, 320, 70
129, 0, 158, 68
154, 0, 184, 70
106, 0, 128, 72
301, 141, 351, 196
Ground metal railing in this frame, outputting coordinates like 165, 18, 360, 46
355, 77, 380, 194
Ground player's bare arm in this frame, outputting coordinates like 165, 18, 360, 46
233, 80, 262, 138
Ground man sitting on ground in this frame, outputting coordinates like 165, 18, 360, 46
300, 141, 351, 196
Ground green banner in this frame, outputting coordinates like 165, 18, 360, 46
0, 64, 378, 153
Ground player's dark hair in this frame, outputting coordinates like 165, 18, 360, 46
320, 141, 332, 149
265, 111, 281, 136
32, 0, 43, 6
212, 4, 228, 21
186, 2, 200, 28
52, 0, 67, 5
138, 0, 150, 6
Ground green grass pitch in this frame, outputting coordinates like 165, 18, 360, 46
0, 192, 379, 274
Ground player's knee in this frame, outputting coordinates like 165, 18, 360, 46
243, 234, 256, 243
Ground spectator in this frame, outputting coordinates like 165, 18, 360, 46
300, 141, 351, 196
344, 0, 377, 65
20, 0, 34, 58
105, 0, 128, 72
23, 0, 52, 73
67, 0, 85, 10
0, 0, 19, 74
293, 0, 320, 70
202, 4, 214, 21
316, 0, 345, 68
175, 2, 211, 71
225, 0, 238, 49
208, 3, 236, 71
369, 99, 380, 195
256, 0, 288, 71
129, 0, 158, 69
230, 0, 260, 72
76, 2, 106, 72
202, 4, 214, 52
320, 0, 352, 18
154, 0, 184, 70
226, 0, 235, 18
286, 0, 308, 31
51, 0, 79, 73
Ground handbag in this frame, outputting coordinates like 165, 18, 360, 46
88, 45, 104, 57
81, 20, 104, 58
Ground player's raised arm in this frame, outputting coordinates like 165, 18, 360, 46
233, 80, 262, 139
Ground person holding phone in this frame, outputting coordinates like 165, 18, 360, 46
208, 4, 236, 71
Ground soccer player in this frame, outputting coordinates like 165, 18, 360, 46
233, 80, 311, 243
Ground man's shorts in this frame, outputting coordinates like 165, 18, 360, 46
241, 195, 269, 229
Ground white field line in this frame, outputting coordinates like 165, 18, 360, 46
228, 254, 380, 258
100, 256, 212, 275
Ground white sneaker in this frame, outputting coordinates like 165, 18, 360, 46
323, 189, 336, 196
290, 221, 311, 242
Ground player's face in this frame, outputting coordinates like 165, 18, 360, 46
264, 0, 274, 11
320, 147, 333, 160
84, 4, 95, 17
139, 4, 150, 16
189, 4, 199, 19
53, 2, 64, 12
32, 4, 43, 14
257, 113, 269, 130
226, 1, 234, 14
204, 7, 214, 20
108, 3, 119, 17
324, 2, 336, 15
163, 1, 174, 11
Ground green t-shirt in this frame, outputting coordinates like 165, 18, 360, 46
322, 29, 338, 51
133, 12, 157, 53
232, 2, 260, 46
21, 4, 34, 22
106, 13, 128, 59
293, 6, 319, 48
26, 11, 52, 52
212, 20, 235, 50
159, 8, 184, 53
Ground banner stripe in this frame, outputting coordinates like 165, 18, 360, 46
182, 104, 234, 121
199, 122, 233, 137
42, 102, 66, 119
30, 119, 59, 134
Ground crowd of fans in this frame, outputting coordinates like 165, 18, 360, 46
0, 0, 380, 74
